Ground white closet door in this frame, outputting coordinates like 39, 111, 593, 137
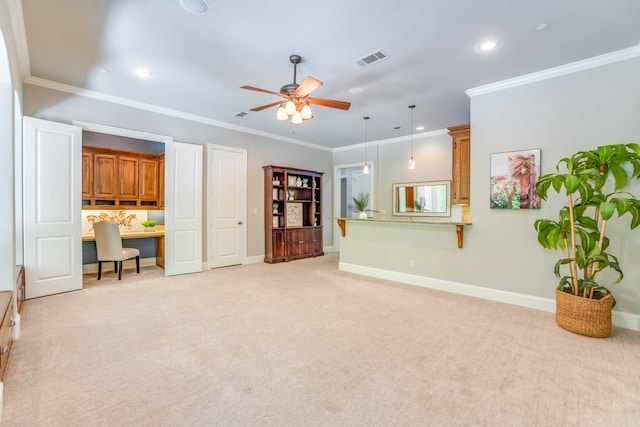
23, 117, 83, 298
165, 141, 203, 276
209, 147, 246, 268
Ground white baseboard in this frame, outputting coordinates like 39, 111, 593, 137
82, 257, 157, 274
339, 262, 640, 332
245, 255, 264, 265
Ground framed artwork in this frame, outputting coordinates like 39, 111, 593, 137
490, 149, 541, 209
286, 202, 303, 227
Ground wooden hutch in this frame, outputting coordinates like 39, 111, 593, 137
263, 165, 324, 263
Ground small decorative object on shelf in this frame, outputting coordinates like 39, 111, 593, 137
272, 176, 280, 184
302, 178, 309, 187
272, 202, 279, 213
288, 190, 295, 200
288, 175, 297, 186
296, 176, 302, 187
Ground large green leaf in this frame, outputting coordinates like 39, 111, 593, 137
599, 202, 615, 220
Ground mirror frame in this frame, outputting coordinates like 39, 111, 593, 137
392, 180, 451, 217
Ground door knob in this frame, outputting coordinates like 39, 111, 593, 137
237, 221, 243, 225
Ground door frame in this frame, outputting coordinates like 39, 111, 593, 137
333, 161, 376, 252
207, 143, 247, 269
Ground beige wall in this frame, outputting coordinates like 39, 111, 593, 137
337, 56, 640, 319
22, 84, 334, 261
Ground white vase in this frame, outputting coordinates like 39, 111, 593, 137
358, 212, 368, 219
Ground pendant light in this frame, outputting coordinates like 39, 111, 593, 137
363, 116, 370, 175
408, 105, 416, 170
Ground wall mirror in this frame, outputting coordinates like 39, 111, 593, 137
392, 180, 451, 217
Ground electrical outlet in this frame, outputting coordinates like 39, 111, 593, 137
409, 259, 415, 268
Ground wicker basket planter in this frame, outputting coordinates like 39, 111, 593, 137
555, 288, 614, 338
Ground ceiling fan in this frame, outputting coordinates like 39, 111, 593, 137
240, 54, 351, 124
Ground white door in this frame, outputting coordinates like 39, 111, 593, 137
165, 141, 203, 276
208, 146, 246, 268
23, 117, 83, 298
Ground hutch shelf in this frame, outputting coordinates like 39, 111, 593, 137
264, 165, 324, 263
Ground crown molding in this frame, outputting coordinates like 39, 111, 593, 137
23, 76, 332, 152
6, 0, 31, 81
332, 128, 449, 153
466, 43, 640, 97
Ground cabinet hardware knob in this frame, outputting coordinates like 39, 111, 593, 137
237, 221, 243, 225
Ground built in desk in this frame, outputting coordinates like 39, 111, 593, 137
82, 227, 165, 268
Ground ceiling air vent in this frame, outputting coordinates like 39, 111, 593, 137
354, 50, 388, 68
234, 111, 248, 118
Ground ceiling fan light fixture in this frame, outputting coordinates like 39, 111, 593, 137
291, 111, 303, 124
285, 99, 297, 115
301, 104, 313, 120
276, 105, 288, 121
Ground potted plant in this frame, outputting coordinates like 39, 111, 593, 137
272, 202, 279, 213
534, 143, 640, 337
141, 220, 157, 232
351, 192, 370, 219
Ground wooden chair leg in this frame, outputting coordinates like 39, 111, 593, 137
118, 261, 123, 280
136, 256, 140, 274
98, 261, 102, 280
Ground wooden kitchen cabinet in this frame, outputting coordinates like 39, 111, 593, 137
158, 153, 165, 209
82, 146, 164, 209
263, 165, 324, 263
82, 152, 93, 199
93, 152, 118, 199
448, 124, 471, 205
140, 156, 159, 202
118, 155, 139, 199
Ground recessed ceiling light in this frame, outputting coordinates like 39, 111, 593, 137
134, 68, 153, 79
180, 0, 209, 14
536, 23, 549, 31
479, 40, 500, 52
349, 87, 364, 95
416, 126, 424, 131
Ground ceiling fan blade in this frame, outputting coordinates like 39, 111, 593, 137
295, 77, 323, 97
308, 97, 351, 111
240, 86, 286, 98
249, 101, 283, 112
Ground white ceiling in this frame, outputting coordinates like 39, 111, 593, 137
17, 0, 640, 148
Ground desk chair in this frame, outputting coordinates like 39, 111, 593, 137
93, 221, 140, 280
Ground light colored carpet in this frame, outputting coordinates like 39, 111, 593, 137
2, 253, 640, 426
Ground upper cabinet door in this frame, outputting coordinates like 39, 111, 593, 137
82, 152, 93, 199
93, 153, 117, 198
118, 155, 139, 199
139, 157, 159, 201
